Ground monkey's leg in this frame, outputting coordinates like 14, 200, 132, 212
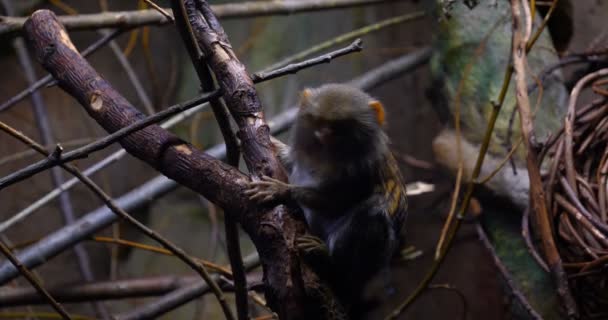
297, 235, 349, 320
297, 234, 327, 253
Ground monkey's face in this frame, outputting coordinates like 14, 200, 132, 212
293, 84, 386, 161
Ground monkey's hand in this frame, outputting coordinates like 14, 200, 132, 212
297, 235, 333, 281
245, 175, 291, 203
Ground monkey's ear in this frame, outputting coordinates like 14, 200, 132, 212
369, 101, 385, 125
299, 89, 313, 108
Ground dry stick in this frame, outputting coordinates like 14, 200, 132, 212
0, 38, 364, 236
0, 240, 72, 319
252, 39, 363, 82
0, 138, 92, 167
142, 0, 174, 22
0, 120, 235, 320
260, 10, 424, 73
510, 0, 577, 317
386, 1, 561, 318
170, 1, 242, 319
0, 0, 397, 36
90, 236, 233, 275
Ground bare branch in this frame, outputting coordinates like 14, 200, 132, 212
251, 39, 363, 82
0, 253, 260, 307
509, 0, 578, 317
0, 239, 72, 319
0, 0, 396, 36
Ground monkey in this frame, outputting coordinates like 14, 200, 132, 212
245, 84, 408, 309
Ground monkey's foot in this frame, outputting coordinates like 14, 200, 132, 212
297, 234, 329, 256
244, 175, 290, 203
317, 285, 349, 320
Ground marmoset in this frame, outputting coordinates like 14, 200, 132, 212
246, 84, 407, 306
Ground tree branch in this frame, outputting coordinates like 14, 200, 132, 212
509, 0, 578, 318
170, 1, 245, 318
0, 0, 396, 37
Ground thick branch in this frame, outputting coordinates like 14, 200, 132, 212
22, 10, 248, 213
184, 1, 316, 318
170, 1, 245, 319
0, 0, 395, 36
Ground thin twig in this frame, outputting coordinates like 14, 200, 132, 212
143, 0, 174, 22
0, 240, 72, 319
521, 207, 550, 272
261, 11, 424, 72
0, 0, 398, 36
252, 38, 363, 82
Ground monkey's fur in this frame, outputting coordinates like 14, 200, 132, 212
246, 84, 407, 312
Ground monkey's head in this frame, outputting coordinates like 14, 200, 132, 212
292, 84, 388, 170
